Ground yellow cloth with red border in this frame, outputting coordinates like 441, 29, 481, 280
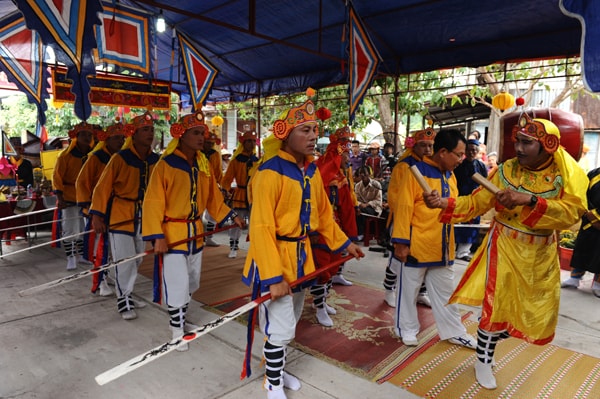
441, 151, 588, 344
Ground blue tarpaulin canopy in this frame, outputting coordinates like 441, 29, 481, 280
0, 0, 592, 104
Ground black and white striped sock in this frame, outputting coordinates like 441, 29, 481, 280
476, 328, 500, 364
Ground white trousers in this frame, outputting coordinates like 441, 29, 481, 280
456, 243, 472, 258
110, 229, 144, 298
394, 262, 466, 340
61, 205, 84, 256
162, 251, 203, 308
259, 290, 305, 346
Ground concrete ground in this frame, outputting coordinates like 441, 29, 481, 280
1, 229, 599, 399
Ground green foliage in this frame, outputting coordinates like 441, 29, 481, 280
559, 230, 577, 249
0, 94, 39, 137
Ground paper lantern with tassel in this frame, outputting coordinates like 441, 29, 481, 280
316, 107, 331, 121
492, 90, 515, 112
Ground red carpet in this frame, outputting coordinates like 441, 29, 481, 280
208, 281, 473, 382
292, 283, 441, 381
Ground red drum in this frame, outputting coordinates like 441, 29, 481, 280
499, 108, 584, 162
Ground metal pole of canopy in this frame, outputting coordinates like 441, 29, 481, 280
257, 84, 262, 158
393, 75, 399, 150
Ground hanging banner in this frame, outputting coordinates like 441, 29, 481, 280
347, 5, 381, 123
560, 0, 600, 92
52, 67, 171, 110
15, 0, 103, 120
95, 2, 151, 76
178, 32, 218, 110
0, 13, 50, 125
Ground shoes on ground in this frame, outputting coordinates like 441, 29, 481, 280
384, 290, 396, 307
121, 310, 137, 320
417, 292, 432, 308
324, 303, 337, 315
132, 298, 147, 309
459, 255, 473, 262
475, 361, 497, 390
228, 249, 237, 258
560, 277, 580, 289
311, 303, 336, 314
204, 236, 219, 247
77, 255, 94, 266
171, 327, 189, 352
98, 280, 113, 297
282, 371, 301, 391
184, 322, 199, 332
316, 306, 333, 327
66, 256, 77, 271
402, 335, 418, 346
448, 333, 477, 349
592, 282, 600, 298
331, 274, 353, 286
266, 387, 287, 399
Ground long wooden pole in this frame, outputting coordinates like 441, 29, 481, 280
95, 254, 354, 386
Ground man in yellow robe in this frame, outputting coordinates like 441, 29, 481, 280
241, 98, 363, 399
424, 114, 588, 390
76, 120, 125, 296
143, 110, 243, 351
90, 111, 160, 321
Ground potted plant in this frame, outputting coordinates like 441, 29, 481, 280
558, 230, 577, 270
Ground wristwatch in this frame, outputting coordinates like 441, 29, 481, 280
529, 195, 538, 207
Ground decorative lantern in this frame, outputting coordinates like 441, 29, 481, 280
211, 115, 224, 127
316, 107, 331, 121
492, 90, 515, 112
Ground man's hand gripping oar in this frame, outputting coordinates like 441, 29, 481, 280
18, 224, 238, 296
95, 245, 364, 386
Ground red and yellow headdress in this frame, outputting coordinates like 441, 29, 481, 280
272, 100, 317, 140
413, 127, 437, 143
169, 110, 208, 139
400, 127, 437, 161
97, 119, 125, 142
511, 113, 560, 154
123, 111, 155, 138
162, 110, 211, 175
327, 125, 354, 155
68, 122, 103, 139
511, 113, 587, 212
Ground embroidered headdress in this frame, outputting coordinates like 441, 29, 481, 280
511, 113, 560, 154
169, 110, 208, 139
162, 110, 211, 175
326, 125, 354, 155
68, 122, 102, 139
272, 100, 317, 140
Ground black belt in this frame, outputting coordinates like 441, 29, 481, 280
276, 234, 307, 242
